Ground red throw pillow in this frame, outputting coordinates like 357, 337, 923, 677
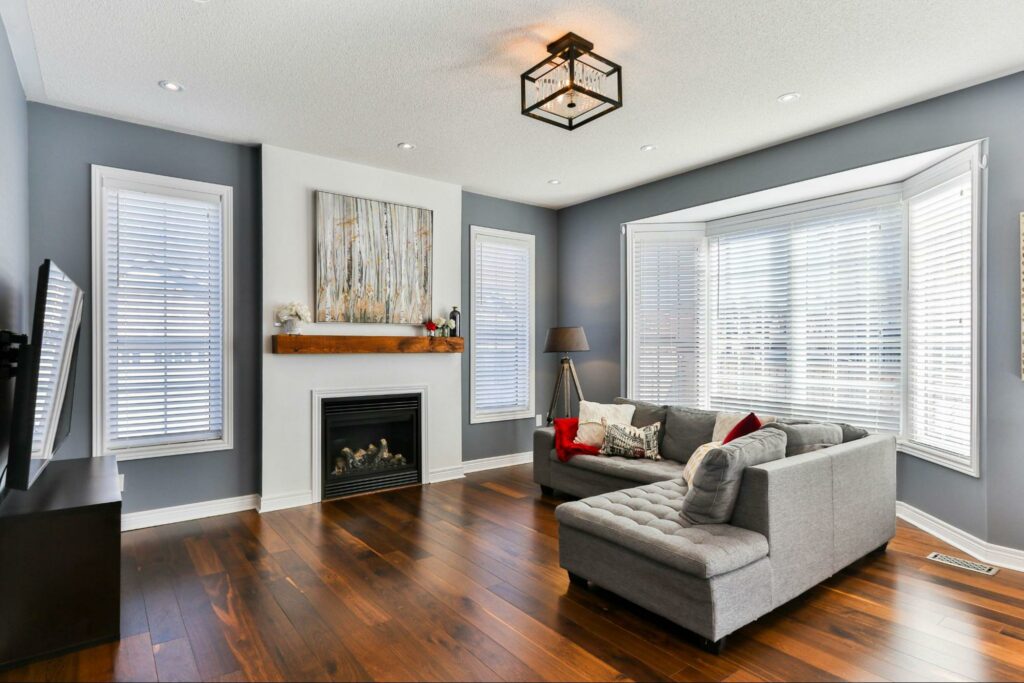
554, 417, 601, 462
723, 412, 762, 444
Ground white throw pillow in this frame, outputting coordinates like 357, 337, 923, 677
574, 400, 636, 447
682, 441, 722, 485
712, 411, 776, 443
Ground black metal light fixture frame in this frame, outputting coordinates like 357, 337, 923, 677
521, 32, 623, 131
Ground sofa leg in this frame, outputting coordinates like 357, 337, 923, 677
567, 571, 588, 588
540, 485, 554, 497
874, 541, 889, 554
698, 636, 727, 655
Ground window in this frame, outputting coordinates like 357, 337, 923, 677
470, 226, 535, 423
705, 195, 904, 431
625, 144, 983, 475
903, 154, 980, 474
626, 226, 704, 405
91, 166, 233, 460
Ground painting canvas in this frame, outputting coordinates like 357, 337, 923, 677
315, 190, 432, 323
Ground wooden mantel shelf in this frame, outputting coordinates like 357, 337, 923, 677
272, 334, 464, 354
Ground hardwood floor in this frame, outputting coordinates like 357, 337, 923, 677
3, 464, 1024, 682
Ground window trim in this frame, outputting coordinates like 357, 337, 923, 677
469, 225, 536, 424
897, 144, 985, 477
90, 165, 234, 461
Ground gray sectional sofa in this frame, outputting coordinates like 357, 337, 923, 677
534, 401, 896, 652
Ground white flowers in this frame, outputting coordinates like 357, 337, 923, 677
446, 319, 456, 330
275, 302, 312, 323
432, 316, 447, 328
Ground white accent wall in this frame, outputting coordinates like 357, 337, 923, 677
261, 145, 463, 510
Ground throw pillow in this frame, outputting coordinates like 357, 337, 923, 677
722, 412, 761, 444
599, 421, 661, 460
712, 411, 777, 443
553, 418, 601, 462
660, 406, 718, 462
763, 422, 842, 456
574, 400, 636, 448
681, 428, 787, 525
681, 441, 722, 485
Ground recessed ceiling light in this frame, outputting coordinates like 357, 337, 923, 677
777, 92, 801, 104
158, 80, 184, 92
640, 144, 657, 152
547, 179, 561, 185
396, 142, 416, 150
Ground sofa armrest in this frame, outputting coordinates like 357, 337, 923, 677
533, 427, 555, 487
730, 435, 896, 606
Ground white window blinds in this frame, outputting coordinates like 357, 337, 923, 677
471, 227, 535, 423
94, 167, 232, 458
705, 199, 904, 430
905, 172, 975, 468
627, 228, 704, 405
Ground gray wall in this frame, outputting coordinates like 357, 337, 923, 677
27, 104, 261, 514
557, 71, 1024, 549
0, 17, 28, 492
461, 191, 558, 460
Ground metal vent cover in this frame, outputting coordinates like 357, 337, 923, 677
927, 552, 998, 576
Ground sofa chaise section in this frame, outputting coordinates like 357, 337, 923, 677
554, 434, 896, 651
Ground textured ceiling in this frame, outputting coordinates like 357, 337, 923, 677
5, 0, 1024, 208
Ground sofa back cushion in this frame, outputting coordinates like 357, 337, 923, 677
777, 417, 868, 443
613, 397, 667, 438
763, 422, 842, 456
681, 428, 787, 525
661, 407, 717, 462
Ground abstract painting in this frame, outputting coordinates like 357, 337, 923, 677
315, 190, 432, 323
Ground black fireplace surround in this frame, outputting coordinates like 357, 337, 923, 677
321, 394, 422, 500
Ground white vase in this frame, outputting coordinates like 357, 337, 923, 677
283, 318, 302, 335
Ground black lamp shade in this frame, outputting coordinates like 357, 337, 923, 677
545, 326, 589, 353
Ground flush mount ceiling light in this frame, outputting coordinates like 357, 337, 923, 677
158, 80, 184, 92
396, 142, 416, 150
640, 144, 657, 152
547, 179, 562, 185
777, 92, 801, 103
521, 32, 622, 131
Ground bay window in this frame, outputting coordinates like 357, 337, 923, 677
626, 144, 983, 475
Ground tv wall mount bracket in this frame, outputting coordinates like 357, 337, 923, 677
0, 330, 29, 380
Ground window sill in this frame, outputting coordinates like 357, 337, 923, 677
897, 439, 979, 478
470, 410, 535, 425
105, 438, 234, 462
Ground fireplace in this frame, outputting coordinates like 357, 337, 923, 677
321, 393, 422, 500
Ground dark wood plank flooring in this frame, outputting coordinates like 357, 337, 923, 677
3, 464, 1024, 682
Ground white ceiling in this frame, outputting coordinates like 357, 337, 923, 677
4, 0, 1024, 209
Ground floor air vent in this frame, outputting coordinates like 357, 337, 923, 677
926, 552, 998, 576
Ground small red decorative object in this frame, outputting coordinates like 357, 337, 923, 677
723, 412, 762, 444
553, 417, 601, 462
424, 321, 438, 331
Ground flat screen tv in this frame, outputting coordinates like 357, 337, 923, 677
6, 260, 84, 491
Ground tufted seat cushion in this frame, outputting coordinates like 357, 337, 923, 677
555, 480, 769, 578
554, 452, 687, 484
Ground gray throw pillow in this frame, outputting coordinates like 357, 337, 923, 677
660, 406, 717, 462
681, 428, 787, 525
763, 422, 842, 456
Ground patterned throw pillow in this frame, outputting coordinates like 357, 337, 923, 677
599, 421, 661, 460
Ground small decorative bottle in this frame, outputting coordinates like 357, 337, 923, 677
449, 306, 461, 338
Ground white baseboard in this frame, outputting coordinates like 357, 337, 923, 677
896, 501, 1024, 573
428, 464, 465, 483
462, 451, 532, 473
259, 490, 315, 513
122, 494, 259, 532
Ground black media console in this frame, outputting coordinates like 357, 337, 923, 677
0, 456, 121, 668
